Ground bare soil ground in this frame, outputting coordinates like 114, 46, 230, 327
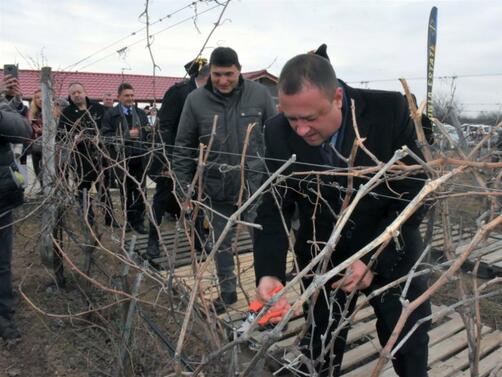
0, 202, 231, 377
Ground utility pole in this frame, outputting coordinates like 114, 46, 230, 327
39, 67, 58, 267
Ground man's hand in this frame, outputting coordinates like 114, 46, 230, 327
32, 122, 42, 137
1, 75, 22, 98
256, 276, 296, 324
331, 260, 374, 293
181, 199, 193, 213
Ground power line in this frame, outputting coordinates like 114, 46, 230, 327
79, 3, 222, 71
62, 1, 218, 72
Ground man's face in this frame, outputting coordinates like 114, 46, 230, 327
279, 84, 343, 146
118, 89, 135, 107
103, 95, 114, 107
210, 64, 240, 94
69, 84, 87, 107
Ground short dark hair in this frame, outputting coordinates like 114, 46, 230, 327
279, 54, 338, 100
210, 47, 241, 70
118, 82, 134, 95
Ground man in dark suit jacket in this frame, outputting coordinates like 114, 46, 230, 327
253, 54, 431, 376
101, 83, 150, 234
146, 60, 210, 259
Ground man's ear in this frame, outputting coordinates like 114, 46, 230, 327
334, 87, 343, 109
277, 103, 282, 113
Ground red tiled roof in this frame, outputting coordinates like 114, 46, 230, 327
0, 69, 278, 103
242, 70, 279, 83
0, 69, 180, 102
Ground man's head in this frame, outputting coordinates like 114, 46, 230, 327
184, 57, 208, 78
102, 92, 114, 108
278, 54, 343, 146
209, 47, 241, 94
68, 82, 87, 109
195, 64, 210, 87
117, 83, 135, 107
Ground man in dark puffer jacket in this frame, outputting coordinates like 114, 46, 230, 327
0, 76, 32, 340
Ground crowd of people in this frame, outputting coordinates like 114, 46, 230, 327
0, 45, 435, 376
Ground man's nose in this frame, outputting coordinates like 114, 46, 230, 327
295, 121, 311, 137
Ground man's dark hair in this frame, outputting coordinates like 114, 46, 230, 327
118, 82, 134, 95
209, 47, 241, 70
279, 54, 338, 100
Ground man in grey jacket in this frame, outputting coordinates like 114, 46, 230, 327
0, 75, 32, 339
173, 47, 276, 313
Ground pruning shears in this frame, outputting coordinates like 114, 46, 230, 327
236, 286, 284, 335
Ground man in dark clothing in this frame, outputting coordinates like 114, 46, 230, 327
146, 59, 210, 260
0, 76, 32, 339
173, 47, 276, 313
101, 83, 150, 234
253, 54, 431, 376
58, 82, 117, 227
2, 74, 29, 184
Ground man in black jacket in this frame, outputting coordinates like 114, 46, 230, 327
101, 83, 150, 234
146, 60, 210, 259
0, 76, 32, 339
253, 54, 431, 376
59, 82, 117, 227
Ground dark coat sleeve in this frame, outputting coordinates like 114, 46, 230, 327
100, 108, 116, 138
137, 108, 150, 143
57, 109, 70, 138
172, 94, 198, 198
90, 102, 105, 131
159, 85, 185, 157
253, 121, 296, 284
0, 110, 32, 143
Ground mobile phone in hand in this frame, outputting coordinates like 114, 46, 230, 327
3, 64, 18, 79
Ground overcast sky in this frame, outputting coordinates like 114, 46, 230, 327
1, 0, 501, 116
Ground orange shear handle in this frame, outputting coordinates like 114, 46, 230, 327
249, 286, 284, 326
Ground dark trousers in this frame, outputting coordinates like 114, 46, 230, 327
31, 151, 43, 189
116, 156, 146, 227
74, 148, 115, 225
0, 212, 14, 321
302, 275, 431, 376
210, 202, 256, 295
20, 145, 42, 189
148, 176, 179, 240
99, 157, 118, 223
